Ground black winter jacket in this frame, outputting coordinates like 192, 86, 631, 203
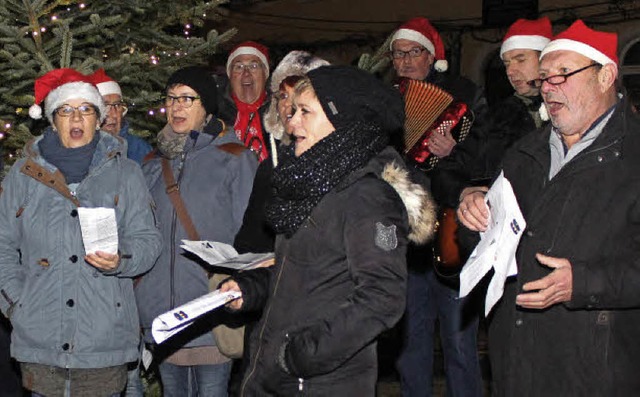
489, 97, 640, 396
234, 148, 436, 396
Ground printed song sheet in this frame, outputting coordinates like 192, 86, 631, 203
459, 171, 526, 316
77, 207, 118, 255
152, 289, 241, 344
180, 240, 274, 270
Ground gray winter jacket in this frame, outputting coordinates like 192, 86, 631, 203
136, 128, 257, 348
0, 129, 162, 369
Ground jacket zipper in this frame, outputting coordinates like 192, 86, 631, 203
169, 150, 188, 309
241, 253, 289, 396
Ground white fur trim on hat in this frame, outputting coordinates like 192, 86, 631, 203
44, 81, 106, 125
500, 35, 551, 57
29, 104, 43, 119
390, 28, 435, 55
96, 80, 122, 97
226, 47, 270, 78
540, 38, 616, 66
434, 60, 448, 72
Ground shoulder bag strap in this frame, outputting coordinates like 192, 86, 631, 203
161, 157, 200, 241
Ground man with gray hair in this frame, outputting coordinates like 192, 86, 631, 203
459, 20, 640, 395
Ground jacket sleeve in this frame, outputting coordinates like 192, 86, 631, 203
567, 202, 640, 309
109, 161, 162, 278
0, 164, 26, 317
285, 180, 409, 378
232, 267, 272, 313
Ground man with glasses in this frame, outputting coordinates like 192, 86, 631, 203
94, 69, 152, 165
391, 16, 489, 397
459, 20, 640, 395
217, 41, 272, 163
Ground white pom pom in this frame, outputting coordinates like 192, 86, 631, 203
434, 60, 448, 72
29, 104, 42, 119
539, 103, 549, 121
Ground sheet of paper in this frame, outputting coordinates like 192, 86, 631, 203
180, 240, 274, 270
77, 207, 118, 255
151, 289, 241, 344
459, 171, 526, 315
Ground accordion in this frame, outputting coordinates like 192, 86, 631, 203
397, 78, 474, 171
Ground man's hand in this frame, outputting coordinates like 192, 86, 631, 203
85, 251, 120, 271
516, 253, 573, 309
219, 279, 244, 310
457, 186, 489, 231
427, 126, 456, 158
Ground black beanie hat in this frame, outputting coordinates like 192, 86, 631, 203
306, 65, 405, 132
166, 66, 218, 116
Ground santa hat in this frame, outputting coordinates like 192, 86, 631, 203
29, 68, 106, 124
92, 68, 122, 97
500, 17, 553, 57
540, 20, 618, 66
226, 41, 270, 78
390, 17, 448, 72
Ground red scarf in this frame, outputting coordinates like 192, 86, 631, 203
232, 91, 268, 162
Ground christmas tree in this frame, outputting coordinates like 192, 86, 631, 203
0, 0, 236, 171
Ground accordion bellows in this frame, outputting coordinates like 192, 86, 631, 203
401, 79, 453, 152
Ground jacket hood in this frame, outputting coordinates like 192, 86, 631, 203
340, 147, 436, 244
381, 160, 437, 244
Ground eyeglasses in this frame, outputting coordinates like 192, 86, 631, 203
55, 104, 97, 117
164, 95, 201, 108
527, 63, 600, 88
390, 47, 428, 59
105, 102, 128, 113
231, 62, 263, 74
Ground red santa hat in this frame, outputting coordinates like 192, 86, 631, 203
226, 41, 270, 78
29, 68, 106, 124
390, 17, 448, 72
92, 68, 122, 97
500, 17, 553, 57
540, 20, 618, 66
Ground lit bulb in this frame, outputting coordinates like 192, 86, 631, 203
0, 133, 4, 139
148, 110, 155, 116
41, 27, 46, 32
32, 31, 38, 36
160, 108, 166, 113
79, 3, 86, 9
4, 123, 11, 129
185, 24, 191, 29
51, 15, 58, 21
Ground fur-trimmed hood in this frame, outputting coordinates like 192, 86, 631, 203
381, 161, 437, 244
339, 147, 437, 245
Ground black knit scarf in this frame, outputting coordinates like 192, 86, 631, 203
266, 121, 388, 237
38, 129, 100, 184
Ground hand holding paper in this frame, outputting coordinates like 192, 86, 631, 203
459, 171, 526, 316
